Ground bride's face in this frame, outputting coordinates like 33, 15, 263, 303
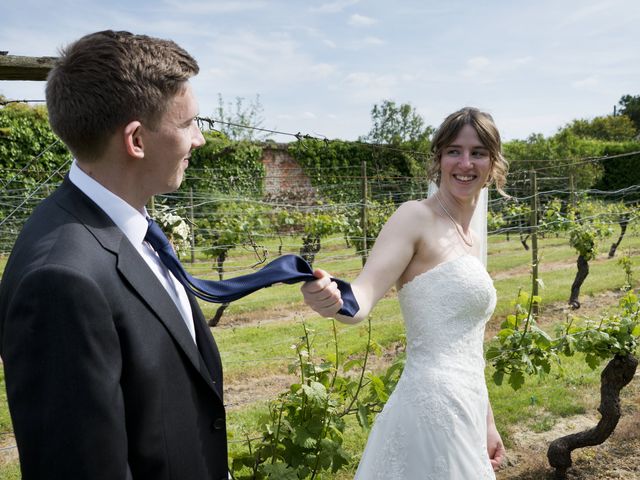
438, 124, 491, 201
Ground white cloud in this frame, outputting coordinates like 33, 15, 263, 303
348, 13, 377, 27
467, 56, 490, 70
309, 63, 338, 78
562, 0, 617, 26
302, 112, 317, 119
341, 72, 399, 102
362, 36, 385, 46
310, 0, 360, 14
461, 56, 491, 79
514, 56, 533, 66
192, 29, 340, 100
161, 0, 268, 14
572, 76, 598, 89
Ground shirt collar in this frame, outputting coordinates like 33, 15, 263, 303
69, 160, 149, 247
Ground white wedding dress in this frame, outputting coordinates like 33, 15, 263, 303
354, 255, 497, 480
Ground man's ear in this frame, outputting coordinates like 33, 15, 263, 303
123, 121, 144, 158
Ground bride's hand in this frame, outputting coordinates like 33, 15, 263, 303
300, 269, 344, 317
487, 423, 505, 471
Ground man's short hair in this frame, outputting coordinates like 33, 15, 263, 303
46, 30, 199, 160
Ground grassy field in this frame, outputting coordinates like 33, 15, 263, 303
0, 232, 639, 479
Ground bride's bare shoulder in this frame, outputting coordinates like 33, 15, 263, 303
393, 199, 437, 221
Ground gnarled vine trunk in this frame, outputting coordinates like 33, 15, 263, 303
568, 255, 589, 309
209, 303, 229, 327
547, 354, 638, 479
300, 235, 321, 267
208, 253, 229, 326
608, 216, 629, 258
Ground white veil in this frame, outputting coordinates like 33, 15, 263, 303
428, 183, 488, 267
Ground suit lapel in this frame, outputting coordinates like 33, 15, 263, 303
54, 178, 221, 399
190, 295, 224, 399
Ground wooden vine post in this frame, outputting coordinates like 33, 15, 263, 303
530, 170, 540, 315
361, 160, 368, 266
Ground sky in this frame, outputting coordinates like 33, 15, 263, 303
1, 0, 639, 142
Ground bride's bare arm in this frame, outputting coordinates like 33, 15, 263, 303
301, 201, 425, 324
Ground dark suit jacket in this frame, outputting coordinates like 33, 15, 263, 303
0, 178, 228, 480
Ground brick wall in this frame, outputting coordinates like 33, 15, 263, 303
261, 143, 317, 201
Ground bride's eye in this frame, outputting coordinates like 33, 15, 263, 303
472, 150, 489, 158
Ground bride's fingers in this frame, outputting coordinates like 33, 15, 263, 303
300, 270, 332, 294
489, 443, 505, 470
301, 279, 343, 315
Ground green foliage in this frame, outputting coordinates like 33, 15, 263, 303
297, 204, 348, 266
230, 323, 351, 479
229, 321, 406, 479
0, 102, 70, 251
488, 288, 640, 390
566, 199, 614, 260
486, 290, 554, 390
504, 131, 606, 191
618, 94, 640, 132
289, 138, 426, 203
187, 130, 264, 197
487, 209, 506, 233
592, 142, 640, 198
498, 199, 531, 242
196, 201, 268, 279
557, 291, 640, 367
288, 139, 369, 203
618, 255, 634, 292
539, 198, 572, 234
0, 102, 70, 179
562, 115, 637, 141
342, 198, 395, 262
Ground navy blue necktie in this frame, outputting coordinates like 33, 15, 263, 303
144, 219, 359, 317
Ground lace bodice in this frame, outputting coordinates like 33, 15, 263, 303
354, 254, 498, 480
398, 254, 496, 374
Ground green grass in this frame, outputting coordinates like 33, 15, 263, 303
0, 232, 639, 478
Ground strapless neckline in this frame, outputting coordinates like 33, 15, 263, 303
398, 254, 481, 295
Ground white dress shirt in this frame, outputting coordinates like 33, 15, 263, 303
69, 161, 196, 343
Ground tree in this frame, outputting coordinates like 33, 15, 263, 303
360, 100, 433, 146
617, 94, 640, 133
562, 115, 637, 141
213, 94, 269, 141
504, 131, 605, 193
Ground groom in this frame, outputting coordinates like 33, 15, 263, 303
0, 31, 228, 479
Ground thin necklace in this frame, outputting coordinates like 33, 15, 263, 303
435, 193, 474, 247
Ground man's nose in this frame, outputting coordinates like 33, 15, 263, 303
193, 127, 206, 148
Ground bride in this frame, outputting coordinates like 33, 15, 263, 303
301, 107, 508, 478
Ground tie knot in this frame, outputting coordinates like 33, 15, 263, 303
145, 218, 172, 253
